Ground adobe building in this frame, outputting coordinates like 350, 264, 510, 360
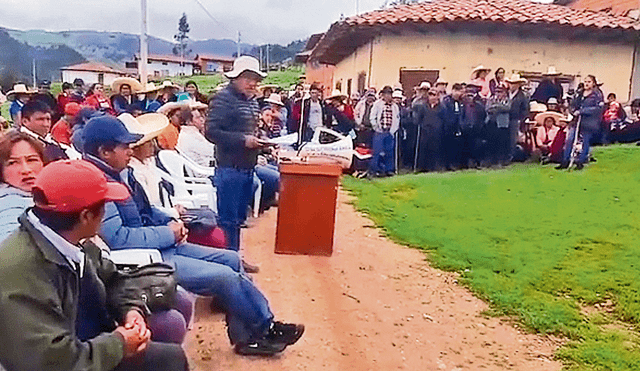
309, 0, 640, 101
60, 62, 127, 86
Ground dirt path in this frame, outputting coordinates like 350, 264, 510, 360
185, 191, 563, 370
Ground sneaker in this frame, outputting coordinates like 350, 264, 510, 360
234, 338, 287, 356
267, 321, 305, 346
242, 260, 260, 274
555, 162, 568, 170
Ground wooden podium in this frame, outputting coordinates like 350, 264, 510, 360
275, 161, 342, 256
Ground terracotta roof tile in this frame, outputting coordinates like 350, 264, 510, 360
569, 0, 639, 16
60, 62, 126, 74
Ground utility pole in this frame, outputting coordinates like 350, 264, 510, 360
266, 44, 270, 72
259, 46, 263, 71
356, 0, 359, 14
140, 0, 149, 86
237, 31, 241, 58
32, 58, 37, 89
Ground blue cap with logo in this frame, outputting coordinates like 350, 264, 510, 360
82, 115, 144, 153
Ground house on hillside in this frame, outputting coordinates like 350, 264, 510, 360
60, 62, 127, 86
309, 0, 640, 101
555, 0, 640, 18
194, 54, 235, 74
296, 33, 335, 96
125, 54, 197, 78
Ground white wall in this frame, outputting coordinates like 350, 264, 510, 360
61, 71, 124, 87
147, 61, 194, 77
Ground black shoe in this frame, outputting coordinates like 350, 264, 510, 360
575, 163, 584, 170
385, 171, 395, 177
267, 321, 305, 346
555, 163, 568, 170
234, 338, 287, 356
242, 260, 260, 274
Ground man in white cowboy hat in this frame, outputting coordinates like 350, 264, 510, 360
7, 83, 37, 125
434, 78, 448, 101
264, 93, 288, 137
158, 80, 180, 105
532, 66, 563, 104
111, 77, 143, 115
257, 84, 279, 110
369, 85, 400, 177
205, 55, 269, 263
139, 82, 163, 113
325, 89, 355, 136
506, 73, 530, 163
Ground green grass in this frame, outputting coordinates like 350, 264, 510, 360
343, 145, 640, 370
169, 74, 225, 96
261, 66, 304, 89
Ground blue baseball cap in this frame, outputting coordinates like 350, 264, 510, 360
83, 115, 143, 152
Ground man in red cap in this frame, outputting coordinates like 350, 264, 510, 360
51, 102, 81, 145
0, 160, 188, 371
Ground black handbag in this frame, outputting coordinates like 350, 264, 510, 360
181, 208, 218, 233
111, 263, 178, 312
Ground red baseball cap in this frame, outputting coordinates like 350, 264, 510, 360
64, 102, 81, 117
33, 160, 130, 212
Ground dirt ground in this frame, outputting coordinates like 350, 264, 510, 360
184, 191, 563, 371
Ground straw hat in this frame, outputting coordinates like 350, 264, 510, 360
140, 82, 162, 93
471, 65, 491, 79
505, 73, 527, 84
160, 80, 180, 90
535, 111, 565, 126
327, 89, 347, 100
392, 90, 404, 99
118, 113, 169, 146
264, 93, 285, 106
189, 101, 208, 110
258, 84, 278, 92
112, 77, 143, 94
157, 101, 189, 116
6, 84, 37, 101
530, 102, 548, 113
225, 56, 267, 79
544, 66, 561, 76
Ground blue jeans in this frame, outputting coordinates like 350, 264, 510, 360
161, 243, 273, 344
563, 126, 594, 165
212, 167, 254, 251
255, 164, 280, 209
370, 132, 396, 174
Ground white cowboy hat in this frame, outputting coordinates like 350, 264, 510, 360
544, 66, 561, 76
435, 78, 448, 87
225, 56, 267, 79
535, 111, 566, 126
6, 84, 37, 101
392, 90, 404, 99
530, 101, 548, 113
471, 65, 492, 79
118, 113, 169, 146
112, 77, 143, 94
157, 101, 189, 116
505, 73, 527, 84
140, 82, 162, 93
264, 93, 285, 106
327, 89, 347, 100
189, 101, 208, 110
417, 81, 432, 90
547, 97, 559, 105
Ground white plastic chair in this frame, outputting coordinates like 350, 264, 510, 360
156, 150, 216, 211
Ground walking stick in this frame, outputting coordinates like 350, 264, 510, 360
395, 129, 400, 174
413, 124, 421, 172
568, 115, 582, 168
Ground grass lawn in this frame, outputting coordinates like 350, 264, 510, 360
343, 144, 640, 370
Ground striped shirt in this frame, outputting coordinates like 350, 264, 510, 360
381, 103, 394, 131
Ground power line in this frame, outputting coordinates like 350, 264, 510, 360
191, 0, 234, 35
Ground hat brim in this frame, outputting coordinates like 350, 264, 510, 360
225, 68, 267, 79
6, 90, 37, 101
104, 181, 131, 203
265, 99, 285, 106
112, 78, 143, 93
116, 132, 145, 145
535, 112, 565, 125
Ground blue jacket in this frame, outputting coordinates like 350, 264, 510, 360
0, 184, 33, 242
84, 155, 176, 251
573, 90, 604, 132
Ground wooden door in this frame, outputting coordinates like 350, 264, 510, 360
399, 69, 439, 94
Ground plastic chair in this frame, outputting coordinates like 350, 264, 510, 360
156, 150, 216, 211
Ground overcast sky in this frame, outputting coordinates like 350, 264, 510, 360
0, 0, 553, 45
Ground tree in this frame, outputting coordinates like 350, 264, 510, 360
173, 13, 191, 61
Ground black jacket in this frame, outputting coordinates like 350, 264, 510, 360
440, 95, 463, 135
509, 89, 529, 127
298, 98, 330, 142
205, 83, 261, 169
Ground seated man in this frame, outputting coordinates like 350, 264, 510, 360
0, 160, 188, 371
20, 100, 81, 162
81, 115, 303, 355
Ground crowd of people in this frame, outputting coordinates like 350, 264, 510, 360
0, 55, 306, 371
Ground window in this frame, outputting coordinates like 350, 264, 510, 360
125, 62, 138, 69
98, 73, 104, 85
162, 62, 168, 66
347, 79, 352, 98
